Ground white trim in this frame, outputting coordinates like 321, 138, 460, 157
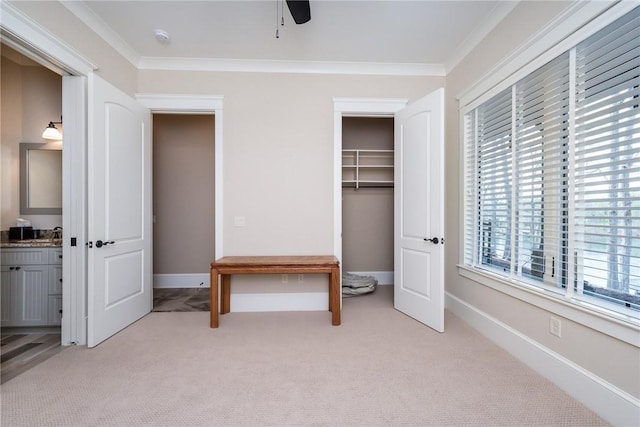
457, 0, 627, 109
333, 98, 409, 115
333, 98, 407, 316
0, 1, 97, 76
136, 93, 224, 258
153, 274, 210, 289
446, 292, 640, 427
458, 266, 640, 347
230, 292, 329, 312
61, 75, 88, 346
1, 3, 94, 346
444, 1, 520, 73
138, 57, 445, 76
347, 271, 394, 286
458, 111, 467, 266
333, 111, 343, 264
135, 94, 223, 113
59, 0, 140, 68
332, 97, 408, 267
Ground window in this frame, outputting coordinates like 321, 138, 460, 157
463, 6, 640, 317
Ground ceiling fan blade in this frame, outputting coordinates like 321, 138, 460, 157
286, 0, 311, 24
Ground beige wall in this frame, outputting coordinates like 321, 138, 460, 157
342, 117, 394, 272
1, 52, 62, 230
152, 114, 216, 274
139, 70, 443, 258
8, 0, 137, 95
139, 70, 442, 292
444, 1, 639, 399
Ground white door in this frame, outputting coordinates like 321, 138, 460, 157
394, 88, 444, 332
87, 75, 152, 347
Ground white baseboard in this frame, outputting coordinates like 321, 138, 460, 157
155, 275, 328, 311
347, 271, 393, 285
154, 271, 394, 289
445, 292, 640, 427
153, 274, 209, 288
230, 292, 328, 312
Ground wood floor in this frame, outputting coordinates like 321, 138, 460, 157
152, 287, 210, 312
1, 330, 64, 384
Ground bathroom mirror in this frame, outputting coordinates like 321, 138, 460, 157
20, 142, 62, 214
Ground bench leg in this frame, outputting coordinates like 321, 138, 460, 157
210, 268, 219, 328
330, 266, 341, 326
221, 274, 231, 314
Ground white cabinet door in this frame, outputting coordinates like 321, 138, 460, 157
49, 265, 63, 294
48, 295, 63, 325
1, 267, 14, 324
1, 250, 51, 327
14, 265, 49, 326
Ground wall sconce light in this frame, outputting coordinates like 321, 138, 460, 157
42, 118, 62, 140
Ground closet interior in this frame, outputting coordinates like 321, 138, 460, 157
341, 117, 394, 289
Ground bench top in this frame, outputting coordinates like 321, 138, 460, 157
211, 256, 339, 269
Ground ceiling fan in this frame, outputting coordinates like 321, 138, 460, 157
276, 0, 310, 38
286, 0, 311, 24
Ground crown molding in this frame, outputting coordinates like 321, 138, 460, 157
138, 56, 446, 76
445, 1, 520, 73
0, 1, 97, 75
60, 0, 140, 67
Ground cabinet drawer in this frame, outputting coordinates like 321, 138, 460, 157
1, 248, 49, 265
49, 249, 63, 265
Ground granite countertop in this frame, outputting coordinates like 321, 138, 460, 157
1, 239, 63, 248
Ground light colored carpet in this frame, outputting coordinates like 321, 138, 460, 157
0, 286, 608, 426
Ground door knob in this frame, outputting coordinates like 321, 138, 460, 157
424, 237, 439, 244
95, 240, 115, 248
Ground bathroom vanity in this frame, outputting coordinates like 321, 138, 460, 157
1, 241, 63, 327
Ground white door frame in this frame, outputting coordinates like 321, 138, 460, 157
332, 98, 408, 278
1, 2, 97, 345
136, 94, 224, 260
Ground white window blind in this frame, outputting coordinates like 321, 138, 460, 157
573, 8, 640, 307
463, 111, 478, 266
476, 88, 512, 272
514, 52, 570, 286
464, 5, 640, 315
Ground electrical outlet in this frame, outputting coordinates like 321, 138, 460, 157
281, 274, 288, 283
549, 316, 561, 338
298, 274, 304, 283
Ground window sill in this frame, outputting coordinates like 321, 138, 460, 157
457, 265, 640, 347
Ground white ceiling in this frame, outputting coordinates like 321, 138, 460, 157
63, 0, 518, 74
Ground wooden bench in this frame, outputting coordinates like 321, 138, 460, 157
209, 256, 341, 328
